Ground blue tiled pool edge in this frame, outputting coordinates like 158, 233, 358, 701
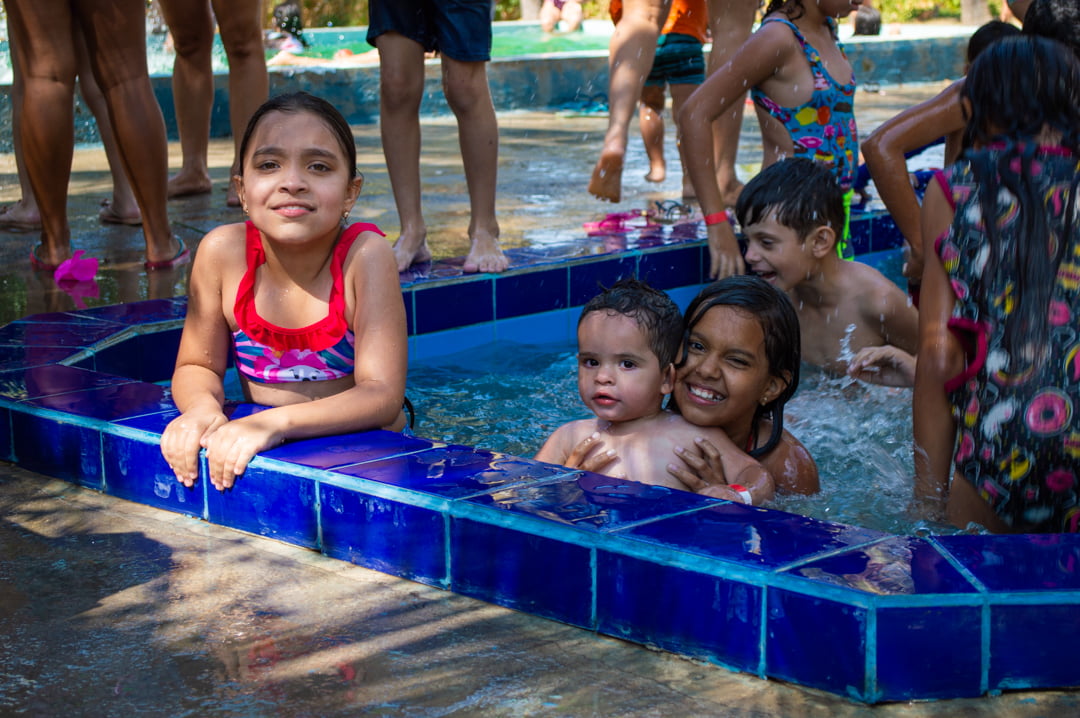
3, 214, 1080, 704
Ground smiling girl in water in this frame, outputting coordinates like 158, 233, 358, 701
160, 92, 407, 491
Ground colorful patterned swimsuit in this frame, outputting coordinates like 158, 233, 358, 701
232, 221, 384, 383
750, 17, 858, 191
934, 145, 1080, 531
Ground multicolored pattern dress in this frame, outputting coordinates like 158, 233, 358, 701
750, 17, 858, 191
933, 145, 1080, 531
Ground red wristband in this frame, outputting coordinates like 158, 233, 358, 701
703, 210, 730, 226
728, 483, 753, 504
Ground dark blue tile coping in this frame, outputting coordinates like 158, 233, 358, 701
3, 213, 1079, 704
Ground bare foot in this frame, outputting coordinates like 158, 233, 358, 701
645, 162, 666, 183
463, 227, 508, 274
0, 200, 42, 232
99, 198, 142, 226
167, 170, 213, 198
393, 228, 432, 272
719, 179, 745, 209
226, 181, 242, 208
588, 148, 624, 203
681, 179, 697, 201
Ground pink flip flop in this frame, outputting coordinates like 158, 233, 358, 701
583, 210, 660, 236
145, 239, 191, 270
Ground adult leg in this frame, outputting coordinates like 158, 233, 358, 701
442, 56, 507, 273
375, 32, 431, 272
588, 0, 672, 203
669, 82, 697, 198
0, 24, 42, 231
77, 0, 180, 266
5, 0, 78, 268
211, 0, 269, 206
706, 0, 756, 207
157, 0, 214, 198
73, 26, 140, 225
639, 84, 667, 183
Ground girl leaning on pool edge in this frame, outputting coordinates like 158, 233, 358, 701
160, 92, 407, 492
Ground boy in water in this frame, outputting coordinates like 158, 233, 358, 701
737, 158, 919, 386
535, 278, 772, 503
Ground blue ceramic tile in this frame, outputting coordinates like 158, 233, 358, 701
467, 471, 718, 530
12, 310, 123, 325
618, 502, 886, 570
875, 605, 982, 701
103, 432, 203, 517
114, 407, 181, 434
569, 257, 639, 307
786, 536, 978, 595
76, 296, 188, 324
332, 446, 566, 498
0, 345, 81, 372
0, 406, 11, 461
320, 482, 447, 585
990, 604, 1080, 690
495, 267, 568, 319
766, 588, 868, 699
12, 411, 102, 489
402, 288, 415, 335
0, 364, 135, 401
935, 533, 1080, 591
205, 463, 319, 549
637, 245, 703, 290
450, 515, 593, 628
597, 551, 762, 671
20, 381, 173, 422
493, 308, 575, 346
847, 218, 873, 256
91, 329, 183, 383
870, 214, 905, 252
414, 279, 494, 334
262, 429, 439, 469
0, 321, 122, 348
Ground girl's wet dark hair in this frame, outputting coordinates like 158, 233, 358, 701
1023, 0, 1080, 60
671, 275, 801, 459
763, 1, 806, 21
237, 91, 358, 180
961, 34, 1080, 360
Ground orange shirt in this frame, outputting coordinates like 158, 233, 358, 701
609, 0, 708, 44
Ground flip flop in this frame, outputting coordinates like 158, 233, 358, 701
0, 207, 43, 233
583, 210, 660, 236
98, 200, 142, 226
30, 245, 61, 272
145, 239, 191, 270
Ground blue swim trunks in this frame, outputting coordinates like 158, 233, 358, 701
367, 0, 493, 62
644, 33, 706, 87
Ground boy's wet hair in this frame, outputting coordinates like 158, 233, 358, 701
673, 275, 801, 459
579, 277, 683, 369
967, 20, 1021, 63
854, 5, 882, 36
237, 91, 357, 180
1023, 0, 1080, 59
735, 157, 846, 242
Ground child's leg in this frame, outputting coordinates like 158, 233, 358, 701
589, 0, 673, 203
441, 56, 508, 274
375, 32, 431, 272
0, 27, 41, 229
706, 0, 756, 207
669, 82, 697, 198
639, 84, 666, 183
539, 0, 559, 32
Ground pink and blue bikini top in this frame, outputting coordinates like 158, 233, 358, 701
231, 221, 384, 384
750, 17, 858, 190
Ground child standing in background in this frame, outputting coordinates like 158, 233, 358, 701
160, 92, 408, 492
611, 0, 708, 198
536, 278, 773, 504
678, 0, 861, 280
914, 36, 1080, 533
737, 158, 919, 386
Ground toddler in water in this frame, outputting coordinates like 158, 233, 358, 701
160, 92, 408, 491
737, 158, 919, 386
666, 275, 820, 496
914, 35, 1080, 533
678, 0, 861, 279
536, 278, 772, 504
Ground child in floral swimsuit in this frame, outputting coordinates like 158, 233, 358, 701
915, 36, 1080, 533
